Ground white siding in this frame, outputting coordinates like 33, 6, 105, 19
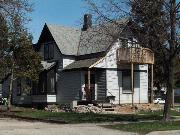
47, 95, 56, 102
63, 58, 75, 68
95, 42, 120, 68
95, 40, 149, 104
106, 69, 148, 104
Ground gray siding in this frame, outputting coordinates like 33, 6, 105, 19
96, 70, 107, 101
12, 79, 32, 105
2, 76, 10, 98
56, 71, 81, 104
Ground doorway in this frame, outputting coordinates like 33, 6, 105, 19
84, 74, 95, 101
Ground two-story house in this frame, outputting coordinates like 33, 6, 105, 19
2, 14, 154, 106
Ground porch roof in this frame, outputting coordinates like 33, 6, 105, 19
63, 58, 101, 70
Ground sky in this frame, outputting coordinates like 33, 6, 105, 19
28, 0, 180, 43
28, 0, 87, 43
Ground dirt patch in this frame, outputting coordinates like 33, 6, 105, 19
114, 104, 163, 114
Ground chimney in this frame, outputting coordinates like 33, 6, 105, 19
82, 14, 92, 31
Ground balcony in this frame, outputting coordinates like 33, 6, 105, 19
117, 47, 154, 64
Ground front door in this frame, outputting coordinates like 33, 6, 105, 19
85, 74, 95, 101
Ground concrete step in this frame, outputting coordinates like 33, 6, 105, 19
103, 108, 115, 111
102, 103, 113, 108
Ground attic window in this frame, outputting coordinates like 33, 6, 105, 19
44, 42, 54, 60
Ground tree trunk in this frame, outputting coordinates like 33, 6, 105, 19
8, 65, 14, 111
163, 62, 174, 121
163, 0, 176, 121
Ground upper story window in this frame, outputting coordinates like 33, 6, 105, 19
44, 42, 54, 60
121, 39, 128, 48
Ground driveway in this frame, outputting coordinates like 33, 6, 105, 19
0, 118, 136, 135
0, 118, 179, 135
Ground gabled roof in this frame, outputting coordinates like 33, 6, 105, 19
38, 18, 129, 56
77, 18, 129, 56
43, 24, 81, 55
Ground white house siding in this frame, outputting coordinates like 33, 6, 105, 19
63, 57, 75, 68
139, 65, 149, 103
94, 40, 149, 104
56, 71, 81, 104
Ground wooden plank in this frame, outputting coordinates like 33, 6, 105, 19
131, 63, 134, 106
117, 47, 154, 65
88, 69, 91, 99
150, 64, 154, 103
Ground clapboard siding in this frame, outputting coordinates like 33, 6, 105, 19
106, 69, 148, 104
56, 71, 81, 104
95, 41, 149, 104
96, 70, 107, 101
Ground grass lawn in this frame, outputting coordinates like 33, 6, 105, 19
13, 110, 162, 123
103, 121, 180, 135
139, 109, 180, 117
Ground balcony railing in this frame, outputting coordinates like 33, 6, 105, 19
117, 47, 154, 64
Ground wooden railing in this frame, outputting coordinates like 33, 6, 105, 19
117, 47, 154, 64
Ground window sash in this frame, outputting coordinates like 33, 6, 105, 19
17, 78, 21, 96
44, 43, 54, 60
122, 71, 132, 93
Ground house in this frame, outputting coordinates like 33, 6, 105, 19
2, 14, 154, 106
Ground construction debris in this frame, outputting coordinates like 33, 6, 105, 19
72, 104, 103, 113
44, 105, 64, 112
44, 103, 163, 114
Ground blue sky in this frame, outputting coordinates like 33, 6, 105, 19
28, 0, 180, 43
28, 0, 87, 43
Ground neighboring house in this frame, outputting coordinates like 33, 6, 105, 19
2, 14, 154, 106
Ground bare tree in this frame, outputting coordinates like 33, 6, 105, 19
85, 0, 180, 121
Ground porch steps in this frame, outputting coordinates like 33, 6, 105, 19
103, 108, 115, 111
99, 103, 115, 112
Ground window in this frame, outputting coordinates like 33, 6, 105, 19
44, 43, 54, 60
47, 69, 56, 94
121, 39, 128, 48
122, 71, 132, 93
17, 78, 21, 96
25, 78, 32, 95
39, 72, 46, 94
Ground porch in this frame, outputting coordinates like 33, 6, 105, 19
116, 47, 154, 104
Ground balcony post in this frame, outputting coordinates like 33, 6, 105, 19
88, 68, 91, 101
131, 62, 134, 106
150, 64, 154, 103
